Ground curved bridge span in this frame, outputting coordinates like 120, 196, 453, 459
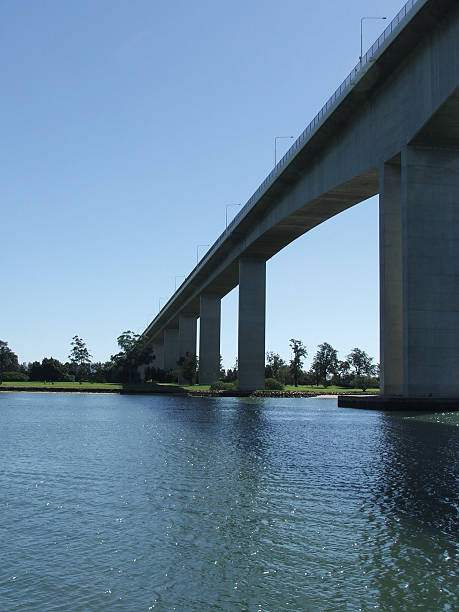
142, 0, 459, 397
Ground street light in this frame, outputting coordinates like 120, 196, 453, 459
225, 203, 243, 228
175, 275, 186, 290
158, 297, 166, 311
196, 244, 210, 265
274, 136, 294, 166
360, 17, 387, 62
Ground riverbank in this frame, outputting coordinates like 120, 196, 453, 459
0, 381, 378, 398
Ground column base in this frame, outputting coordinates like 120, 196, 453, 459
338, 395, 459, 411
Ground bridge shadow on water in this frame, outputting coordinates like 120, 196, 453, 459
375, 411, 458, 533
359, 410, 458, 609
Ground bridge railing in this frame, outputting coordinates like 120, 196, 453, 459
150, 0, 421, 328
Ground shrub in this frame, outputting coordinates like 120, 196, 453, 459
264, 378, 284, 391
210, 380, 236, 391
351, 375, 373, 391
164, 370, 180, 383
1, 371, 29, 382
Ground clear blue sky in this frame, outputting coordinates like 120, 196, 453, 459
1, 0, 407, 369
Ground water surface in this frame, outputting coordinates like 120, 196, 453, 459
1, 393, 457, 610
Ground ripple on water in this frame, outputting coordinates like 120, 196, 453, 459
0, 394, 457, 611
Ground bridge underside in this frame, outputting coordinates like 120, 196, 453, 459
141, 0, 459, 401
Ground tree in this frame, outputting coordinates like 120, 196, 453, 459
278, 363, 293, 385
0, 340, 19, 382
178, 353, 198, 385
89, 361, 113, 383
311, 342, 338, 387
347, 348, 376, 377
29, 358, 72, 382
265, 351, 286, 380
289, 339, 307, 387
219, 355, 226, 380
68, 335, 92, 382
334, 359, 352, 387
111, 331, 154, 383
223, 358, 238, 382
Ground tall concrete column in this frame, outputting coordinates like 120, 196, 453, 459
379, 160, 403, 395
238, 257, 266, 391
163, 328, 179, 371
179, 315, 197, 360
199, 294, 221, 384
178, 315, 197, 384
401, 145, 459, 397
152, 343, 164, 370
137, 363, 147, 382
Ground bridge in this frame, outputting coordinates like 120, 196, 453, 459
140, 0, 459, 400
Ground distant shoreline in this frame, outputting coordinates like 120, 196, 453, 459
0, 385, 376, 399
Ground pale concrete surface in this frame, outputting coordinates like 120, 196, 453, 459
199, 295, 221, 385
163, 329, 179, 372
152, 343, 164, 370
238, 258, 266, 391
178, 315, 197, 360
401, 145, 459, 396
178, 315, 197, 384
380, 160, 403, 395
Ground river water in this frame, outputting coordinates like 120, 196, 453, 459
0, 393, 457, 611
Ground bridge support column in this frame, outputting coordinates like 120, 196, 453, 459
152, 343, 164, 370
380, 146, 459, 398
137, 363, 147, 382
402, 145, 459, 397
178, 315, 197, 384
163, 329, 179, 371
380, 160, 403, 395
179, 315, 197, 360
199, 295, 221, 384
238, 257, 266, 391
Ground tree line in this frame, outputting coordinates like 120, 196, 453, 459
0, 336, 379, 390
0, 332, 152, 384
218, 340, 379, 390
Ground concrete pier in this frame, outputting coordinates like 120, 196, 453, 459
163, 329, 179, 372
199, 294, 221, 385
401, 145, 459, 397
178, 315, 197, 383
380, 160, 403, 396
238, 258, 266, 391
152, 343, 164, 370
379, 146, 459, 399
178, 315, 197, 361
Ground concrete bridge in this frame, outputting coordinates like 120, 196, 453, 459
141, 0, 459, 400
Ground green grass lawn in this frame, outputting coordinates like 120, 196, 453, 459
0, 381, 185, 393
283, 384, 379, 393
179, 384, 211, 391
0, 381, 378, 394
1, 381, 121, 389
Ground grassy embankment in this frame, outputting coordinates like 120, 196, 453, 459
0, 381, 183, 393
284, 384, 379, 393
0, 381, 379, 394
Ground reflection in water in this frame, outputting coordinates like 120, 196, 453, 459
378, 412, 458, 531
0, 394, 457, 611
361, 412, 459, 610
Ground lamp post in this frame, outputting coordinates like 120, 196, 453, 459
175, 275, 186, 290
360, 16, 387, 62
225, 203, 243, 228
196, 244, 210, 265
274, 136, 294, 166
